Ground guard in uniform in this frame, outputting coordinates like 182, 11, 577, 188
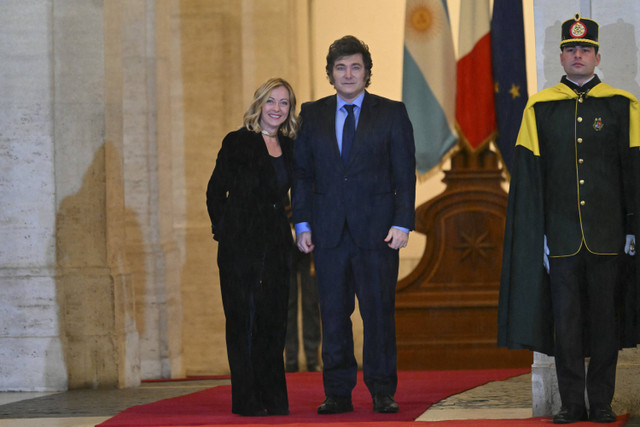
498, 14, 640, 424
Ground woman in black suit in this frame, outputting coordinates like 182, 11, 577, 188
206, 77, 298, 416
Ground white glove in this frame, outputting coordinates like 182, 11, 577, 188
625, 234, 636, 256
543, 235, 550, 274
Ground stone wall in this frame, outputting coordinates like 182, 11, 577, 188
0, 0, 309, 390
1, 0, 72, 392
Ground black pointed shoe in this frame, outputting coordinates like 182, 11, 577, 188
589, 404, 617, 423
317, 396, 353, 414
553, 405, 588, 424
373, 394, 399, 413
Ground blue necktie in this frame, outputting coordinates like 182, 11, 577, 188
341, 104, 355, 163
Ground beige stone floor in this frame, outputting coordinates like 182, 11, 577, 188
1, 374, 639, 426
415, 373, 533, 422
0, 379, 228, 427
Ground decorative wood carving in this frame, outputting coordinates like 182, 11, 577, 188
396, 145, 531, 369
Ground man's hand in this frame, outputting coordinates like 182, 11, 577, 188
384, 227, 409, 250
297, 231, 315, 253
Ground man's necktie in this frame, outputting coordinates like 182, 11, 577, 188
341, 104, 355, 164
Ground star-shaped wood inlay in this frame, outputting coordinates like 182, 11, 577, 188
454, 230, 496, 264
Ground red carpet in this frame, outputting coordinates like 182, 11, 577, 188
416, 415, 629, 426
98, 369, 531, 426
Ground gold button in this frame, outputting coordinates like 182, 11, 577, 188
579, 158, 584, 164
580, 200, 586, 206
580, 179, 585, 185
579, 97, 583, 103
577, 117, 583, 122
577, 138, 583, 143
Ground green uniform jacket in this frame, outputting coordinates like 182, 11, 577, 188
498, 76, 640, 355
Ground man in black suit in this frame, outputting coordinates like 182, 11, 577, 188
292, 35, 416, 414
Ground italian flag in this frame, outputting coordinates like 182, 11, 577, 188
455, 0, 496, 150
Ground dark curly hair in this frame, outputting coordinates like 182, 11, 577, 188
325, 35, 372, 87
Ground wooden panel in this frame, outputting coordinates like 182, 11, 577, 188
396, 147, 532, 370
396, 302, 531, 369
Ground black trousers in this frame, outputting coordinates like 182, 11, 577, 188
549, 247, 621, 407
218, 242, 290, 414
285, 249, 321, 370
313, 225, 399, 398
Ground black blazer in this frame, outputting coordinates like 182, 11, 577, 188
292, 91, 416, 249
207, 127, 294, 254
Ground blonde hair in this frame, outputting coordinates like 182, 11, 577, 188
243, 77, 299, 138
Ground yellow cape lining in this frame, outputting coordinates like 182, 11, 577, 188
515, 82, 640, 156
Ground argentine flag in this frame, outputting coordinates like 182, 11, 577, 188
403, 0, 458, 175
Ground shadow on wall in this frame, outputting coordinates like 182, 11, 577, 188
55, 142, 142, 389
599, 19, 640, 97
541, 20, 563, 89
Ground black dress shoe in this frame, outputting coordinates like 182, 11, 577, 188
317, 396, 353, 414
553, 405, 588, 424
373, 394, 399, 413
590, 404, 617, 423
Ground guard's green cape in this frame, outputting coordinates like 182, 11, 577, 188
498, 81, 640, 356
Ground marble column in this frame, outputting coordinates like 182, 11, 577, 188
55, 0, 140, 389
0, 0, 66, 392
